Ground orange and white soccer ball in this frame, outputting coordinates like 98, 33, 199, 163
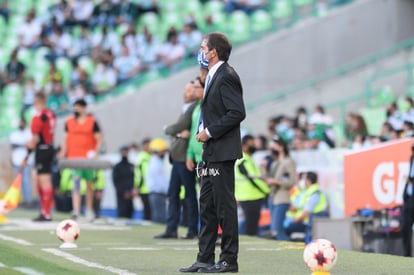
303, 239, 337, 272
56, 219, 80, 245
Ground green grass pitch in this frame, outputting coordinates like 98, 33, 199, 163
1, 209, 414, 274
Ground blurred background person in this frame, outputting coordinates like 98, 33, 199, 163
9, 118, 34, 207
146, 138, 169, 224
112, 146, 135, 219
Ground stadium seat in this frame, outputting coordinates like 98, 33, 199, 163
56, 56, 73, 88
251, 10, 273, 33
368, 86, 396, 108
271, 0, 294, 27
204, 0, 225, 15
78, 56, 95, 76
360, 107, 386, 136
138, 12, 160, 34
227, 11, 251, 43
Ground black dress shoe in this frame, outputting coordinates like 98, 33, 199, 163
179, 262, 212, 273
198, 261, 238, 273
180, 233, 198, 240
32, 214, 52, 222
153, 232, 177, 239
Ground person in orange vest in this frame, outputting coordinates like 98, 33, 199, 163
60, 98, 103, 221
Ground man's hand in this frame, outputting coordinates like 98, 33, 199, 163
186, 159, 195, 171
196, 130, 209, 143
180, 129, 190, 139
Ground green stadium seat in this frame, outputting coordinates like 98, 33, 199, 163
17, 47, 33, 66
138, 12, 160, 34
251, 10, 273, 33
204, 0, 225, 15
228, 11, 251, 43
78, 56, 95, 75
271, 0, 294, 26
56, 56, 73, 88
368, 86, 396, 108
360, 107, 386, 136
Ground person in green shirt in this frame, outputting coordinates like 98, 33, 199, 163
47, 80, 69, 114
186, 73, 207, 172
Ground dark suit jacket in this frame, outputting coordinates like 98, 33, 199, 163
404, 155, 414, 207
201, 62, 246, 162
165, 102, 196, 162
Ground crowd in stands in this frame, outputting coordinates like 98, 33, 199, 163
264, 97, 414, 152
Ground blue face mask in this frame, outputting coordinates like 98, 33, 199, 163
197, 50, 209, 69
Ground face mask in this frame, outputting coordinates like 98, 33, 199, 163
74, 111, 81, 118
197, 50, 209, 68
271, 149, 279, 157
247, 146, 256, 155
298, 179, 306, 190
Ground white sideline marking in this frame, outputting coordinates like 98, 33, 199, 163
0, 233, 32, 246
13, 267, 45, 275
42, 248, 136, 275
0, 262, 6, 267
109, 247, 160, 251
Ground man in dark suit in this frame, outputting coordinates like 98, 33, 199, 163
402, 143, 414, 256
154, 82, 199, 239
180, 32, 246, 273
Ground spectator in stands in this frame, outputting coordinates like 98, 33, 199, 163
92, 60, 117, 95
351, 133, 371, 150
267, 116, 279, 138
403, 97, 414, 118
67, 0, 94, 27
90, 0, 116, 28
345, 112, 368, 144
21, 77, 37, 117
43, 62, 63, 93
305, 122, 330, 150
47, 80, 69, 114
123, 24, 140, 57
18, 9, 42, 50
146, 138, 169, 223
380, 121, 394, 141
0, 0, 9, 24
136, 0, 159, 15
50, 0, 70, 27
70, 59, 89, 88
308, 104, 333, 126
285, 171, 328, 243
4, 49, 25, 85
113, 45, 141, 83
112, 146, 135, 219
138, 29, 161, 71
386, 102, 404, 132
69, 24, 93, 61
402, 120, 414, 138
9, 118, 34, 207
114, 0, 139, 25
293, 106, 308, 130
159, 29, 186, 72
224, 0, 269, 15
291, 127, 307, 151
276, 116, 295, 144
92, 25, 119, 53
44, 26, 72, 63
179, 21, 203, 58
262, 135, 297, 240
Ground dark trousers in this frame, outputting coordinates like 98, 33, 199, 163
166, 161, 198, 234
240, 199, 264, 236
140, 193, 151, 221
197, 160, 238, 265
116, 192, 133, 219
402, 204, 414, 256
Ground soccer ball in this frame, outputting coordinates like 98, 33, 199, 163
56, 219, 80, 244
303, 239, 337, 272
